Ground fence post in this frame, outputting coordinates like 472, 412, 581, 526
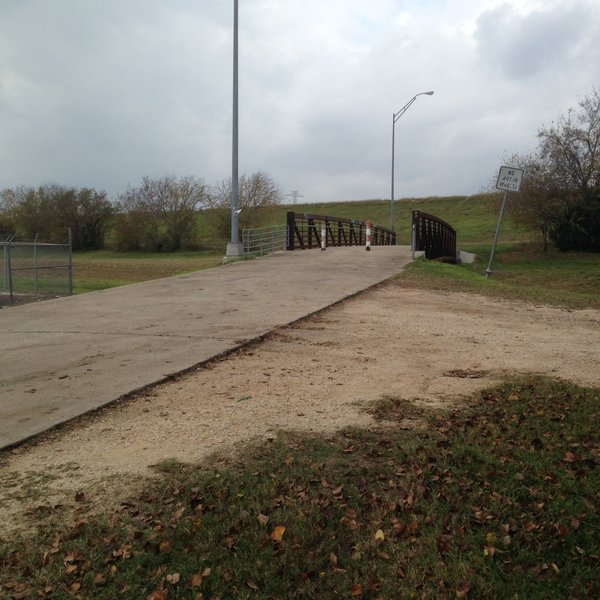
365, 220, 372, 251
7, 243, 14, 305
34, 233, 39, 295
286, 212, 296, 251
68, 228, 73, 295
321, 223, 326, 251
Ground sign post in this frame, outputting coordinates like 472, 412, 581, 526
486, 166, 524, 278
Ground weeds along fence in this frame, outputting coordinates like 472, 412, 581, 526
242, 225, 287, 257
286, 212, 396, 250
1, 233, 73, 307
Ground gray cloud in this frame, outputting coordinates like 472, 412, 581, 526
1, 0, 599, 203
475, 3, 597, 79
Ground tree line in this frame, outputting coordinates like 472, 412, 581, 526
0, 171, 283, 252
506, 88, 600, 252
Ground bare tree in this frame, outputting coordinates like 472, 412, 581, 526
538, 88, 600, 202
205, 170, 283, 239
114, 175, 206, 251
504, 89, 600, 251
505, 153, 566, 251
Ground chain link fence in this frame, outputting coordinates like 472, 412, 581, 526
1, 233, 73, 307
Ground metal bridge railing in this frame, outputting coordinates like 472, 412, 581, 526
412, 210, 456, 260
242, 224, 287, 257
286, 212, 396, 250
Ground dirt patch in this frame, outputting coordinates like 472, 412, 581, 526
1, 284, 599, 536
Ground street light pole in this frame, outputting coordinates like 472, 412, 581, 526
226, 0, 244, 260
390, 90, 434, 232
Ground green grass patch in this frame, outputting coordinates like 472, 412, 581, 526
1, 378, 598, 598
272, 193, 529, 246
396, 243, 600, 310
72, 250, 223, 294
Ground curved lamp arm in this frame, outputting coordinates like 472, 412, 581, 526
393, 91, 434, 124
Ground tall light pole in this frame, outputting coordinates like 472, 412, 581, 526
390, 90, 434, 232
226, 0, 243, 259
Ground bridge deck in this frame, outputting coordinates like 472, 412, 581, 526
0, 246, 412, 449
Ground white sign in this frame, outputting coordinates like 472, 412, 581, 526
496, 166, 524, 192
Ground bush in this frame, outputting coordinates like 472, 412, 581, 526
550, 198, 600, 252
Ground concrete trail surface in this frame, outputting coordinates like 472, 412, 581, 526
0, 246, 413, 449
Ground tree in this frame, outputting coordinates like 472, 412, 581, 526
76, 188, 114, 250
506, 89, 600, 252
113, 175, 206, 252
2, 184, 114, 249
205, 170, 283, 239
538, 88, 600, 202
505, 153, 565, 251
0, 186, 27, 236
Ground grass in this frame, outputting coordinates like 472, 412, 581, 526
1, 377, 598, 598
395, 242, 600, 310
272, 193, 530, 246
72, 250, 223, 294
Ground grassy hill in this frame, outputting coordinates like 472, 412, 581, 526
264, 193, 529, 247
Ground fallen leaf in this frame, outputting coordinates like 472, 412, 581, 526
375, 529, 385, 542
166, 573, 180, 585
246, 580, 260, 591
190, 574, 203, 588
94, 573, 107, 587
351, 583, 364, 596
271, 525, 286, 543
159, 540, 172, 554
257, 513, 269, 526
455, 579, 471, 598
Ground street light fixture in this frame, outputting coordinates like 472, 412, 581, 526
390, 90, 434, 232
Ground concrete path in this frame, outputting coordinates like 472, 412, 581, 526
0, 246, 413, 449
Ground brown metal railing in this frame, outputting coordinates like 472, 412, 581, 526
286, 212, 396, 250
412, 210, 456, 259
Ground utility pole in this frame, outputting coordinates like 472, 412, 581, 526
286, 190, 305, 205
225, 0, 244, 260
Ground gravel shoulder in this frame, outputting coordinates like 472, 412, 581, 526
1, 283, 598, 536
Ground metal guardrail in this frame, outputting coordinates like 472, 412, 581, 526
286, 212, 396, 250
242, 224, 287, 257
412, 210, 456, 260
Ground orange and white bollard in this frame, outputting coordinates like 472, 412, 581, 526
321, 223, 327, 251
365, 220, 372, 251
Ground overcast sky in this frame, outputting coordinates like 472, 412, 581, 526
1, 0, 599, 203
